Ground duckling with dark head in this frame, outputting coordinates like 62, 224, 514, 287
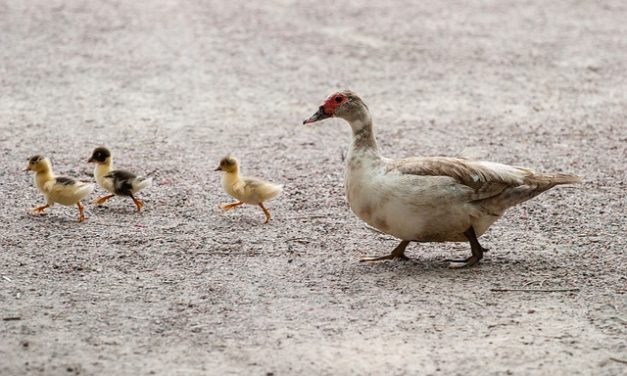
88, 147, 152, 212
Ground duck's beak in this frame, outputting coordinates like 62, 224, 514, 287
87, 157, 94, 163
303, 106, 331, 125
24, 166, 31, 171
214, 166, 222, 171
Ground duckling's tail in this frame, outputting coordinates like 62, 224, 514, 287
262, 184, 283, 201
134, 177, 153, 192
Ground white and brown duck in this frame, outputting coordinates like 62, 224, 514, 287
303, 90, 581, 268
88, 147, 152, 212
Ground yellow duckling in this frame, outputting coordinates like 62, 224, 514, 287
215, 155, 283, 224
87, 147, 152, 212
25, 155, 94, 222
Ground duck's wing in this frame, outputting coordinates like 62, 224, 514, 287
389, 157, 526, 196
104, 170, 137, 195
387, 156, 579, 210
44, 176, 94, 204
242, 177, 283, 202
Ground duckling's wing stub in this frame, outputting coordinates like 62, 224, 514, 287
244, 177, 283, 202
55, 176, 77, 186
104, 170, 137, 196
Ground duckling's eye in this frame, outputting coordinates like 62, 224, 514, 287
334, 96, 342, 103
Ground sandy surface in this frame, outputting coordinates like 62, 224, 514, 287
1, 0, 626, 375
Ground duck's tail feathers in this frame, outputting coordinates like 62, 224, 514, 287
479, 172, 581, 215
263, 184, 283, 201
526, 173, 582, 190
75, 183, 95, 200
133, 177, 153, 192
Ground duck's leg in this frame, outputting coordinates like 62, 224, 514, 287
77, 202, 86, 223
447, 226, 487, 268
130, 195, 144, 212
93, 194, 115, 205
259, 202, 272, 224
220, 201, 243, 211
360, 240, 410, 262
32, 204, 50, 214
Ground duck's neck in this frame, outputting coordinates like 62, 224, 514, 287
94, 161, 113, 179
347, 110, 381, 158
35, 169, 54, 190
223, 170, 241, 185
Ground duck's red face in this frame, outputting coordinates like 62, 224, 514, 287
303, 92, 348, 124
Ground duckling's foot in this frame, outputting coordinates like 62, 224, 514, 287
220, 201, 243, 211
131, 195, 144, 212
259, 203, 272, 224
93, 194, 115, 206
32, 204, 50, 215
77, 202, 86, 223
360, 240, 410, 262
446, 226, 486, 268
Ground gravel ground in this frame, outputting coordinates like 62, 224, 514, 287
1, 0, 626, 375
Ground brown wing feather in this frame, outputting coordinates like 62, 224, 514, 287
388, 156, 581, 214
388, 157, 529, 189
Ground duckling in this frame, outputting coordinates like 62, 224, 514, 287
215, 155, 283, 224
304, 90, 582, 267
87, 147, 152, 212
25, 155, 94, 222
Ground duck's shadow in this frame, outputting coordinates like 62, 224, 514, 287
350, 254, 517, 275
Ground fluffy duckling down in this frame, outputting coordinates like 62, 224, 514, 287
25, 155, 94, 222
88, 147, 152, 212
215, 155, 283, 223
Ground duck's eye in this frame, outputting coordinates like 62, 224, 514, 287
334, 96, 342, 103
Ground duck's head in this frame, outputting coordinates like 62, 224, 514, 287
215, 155, 239, 173
88, 146, 112, 165
303, 90, 369, 126
25, 155, 51, 173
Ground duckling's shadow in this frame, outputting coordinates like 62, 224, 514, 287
23, 211, 81, 226
218, 211, 271, 227
91, 205, 142, 216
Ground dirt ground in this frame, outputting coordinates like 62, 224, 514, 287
1, 0, 625, 375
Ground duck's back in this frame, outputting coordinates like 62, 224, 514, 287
44, 177, 94, 206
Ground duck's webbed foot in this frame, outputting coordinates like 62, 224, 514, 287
447, 226, 487, 269
77, 202, 86, 223
360, 240, 410, 262
220, 201, 243, 211
131, 195, 144, 212
259, 203, 272, 224
93, 194, 115, 206
32, 204, 50, 214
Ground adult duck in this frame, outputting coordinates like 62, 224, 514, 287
303, 90, 581, 267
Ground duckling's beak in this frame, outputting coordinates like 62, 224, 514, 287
87, 157, 94, 163
24, 166, 31, 171
303, 106, 331, 125
214, 166, 222, 171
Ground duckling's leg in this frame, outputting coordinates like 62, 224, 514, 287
130, 195, 144, 212
220, 201, 243, 211
360, 240, 410, 262
77, 202, 86, 223
32, 204, 50, 214
93, 194, 115, 205
259, 202, 272, 224
447, 226, 487, 268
